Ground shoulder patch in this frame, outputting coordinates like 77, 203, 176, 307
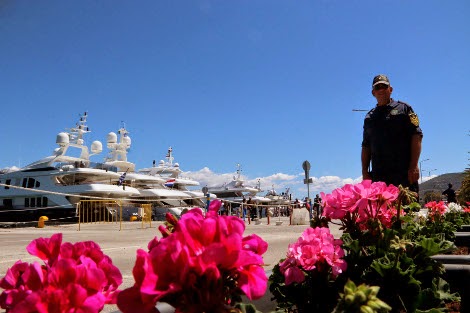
409, 112, 419, 126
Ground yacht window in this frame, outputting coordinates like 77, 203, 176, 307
27, 178, 35, 189
35, 181, 40, 188
5, 179, 11, 189
3, 199, 13, 208
37, 197, 42, 207
25, 198, 30, 207
31, 198, 36, 207
22, 178, 27, 188
42, 197, 48, 207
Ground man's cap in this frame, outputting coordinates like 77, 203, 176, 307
372, 74, 390, 87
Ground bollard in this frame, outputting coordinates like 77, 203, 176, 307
38, 216, 49, 228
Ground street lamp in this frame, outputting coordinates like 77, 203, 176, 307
302, 161, 313, 218
427, 169, 437, 176
419, 158, 430, 183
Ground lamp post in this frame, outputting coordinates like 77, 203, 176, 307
302, 160, 313, 218
419, 158, 430, 183
427, 169, 437, 177
202, 186, 209, 213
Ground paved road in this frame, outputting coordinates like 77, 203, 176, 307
0, 216, 343, 312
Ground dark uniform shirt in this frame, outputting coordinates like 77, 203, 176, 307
362, 99, 423, 187
442, 187, 457, 203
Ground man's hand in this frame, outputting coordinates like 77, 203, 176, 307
408, 166, 420, 184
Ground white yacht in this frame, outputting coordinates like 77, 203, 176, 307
206, 164, 272, 205
0, 113, 139, 223
138, 147, 214, 208
265, 186, 291, 205
103, 130, 210, 219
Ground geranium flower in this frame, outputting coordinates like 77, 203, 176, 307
321, 180, 400, 232
118, 200, 268, 313
0, 233, 122, 313
279, 227, 346, 285
447, 202, 463, 213
425, 201, 448, 216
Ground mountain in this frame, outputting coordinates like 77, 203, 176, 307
418, 172, 465, 202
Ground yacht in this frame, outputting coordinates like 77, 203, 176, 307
265, 186, 291, 205
138, 147, 214, 208
206, 164, 272, 205
103, 129, 210, 219
0, 113, 139, 223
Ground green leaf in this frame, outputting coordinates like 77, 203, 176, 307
417, 238, 443, 256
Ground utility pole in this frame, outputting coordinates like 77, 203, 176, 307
419, 158, 430, 183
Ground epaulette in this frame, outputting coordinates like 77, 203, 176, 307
397, 100, 411, 107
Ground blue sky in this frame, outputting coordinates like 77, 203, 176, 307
0, 1, 468, 199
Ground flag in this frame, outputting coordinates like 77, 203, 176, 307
165, 179, 175, 188
118, 172, 127, 186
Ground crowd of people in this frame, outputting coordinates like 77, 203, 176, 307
215, 194, 323, 219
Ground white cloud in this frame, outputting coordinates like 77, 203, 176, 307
421, 175, 438, 183
183, 167, 361, 199
0, 166, 20, 173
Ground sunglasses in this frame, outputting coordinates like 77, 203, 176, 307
373, 84, 389, 91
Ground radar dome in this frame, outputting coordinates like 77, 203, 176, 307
107, 132, 117, 144
174, 163, 180, 167
91, 141, 103, 154
159, 160, 165, 165
123, 135, 131, 148
56, 132, 69, 146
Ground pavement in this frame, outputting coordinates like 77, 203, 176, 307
0, 216, 343, 312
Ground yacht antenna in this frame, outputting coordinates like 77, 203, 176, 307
68, 112, 90, 145
235, 163, 242, 180
166, 147, 174, 166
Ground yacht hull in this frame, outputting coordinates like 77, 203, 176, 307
0, 205, 77, 224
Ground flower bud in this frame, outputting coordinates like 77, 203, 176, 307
158, 225, 171, 238
165, 212, 179, 226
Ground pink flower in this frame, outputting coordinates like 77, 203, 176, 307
321, 180, 400, 231
0, 234, 122, 313
425, 201, 447, 215
279, 227, 347, 285
26, 233, 62, 265
118, 200, 268, 313
280, 258, 305, 285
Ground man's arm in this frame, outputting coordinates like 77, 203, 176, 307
361, 146, 372, 180
408, 134, 422, 184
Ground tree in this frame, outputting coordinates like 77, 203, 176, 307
424, 191, 442, 203
458, 134, 470, 204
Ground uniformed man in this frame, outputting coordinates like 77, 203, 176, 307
361, 74, 423, 192
442, 183, 457, 203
